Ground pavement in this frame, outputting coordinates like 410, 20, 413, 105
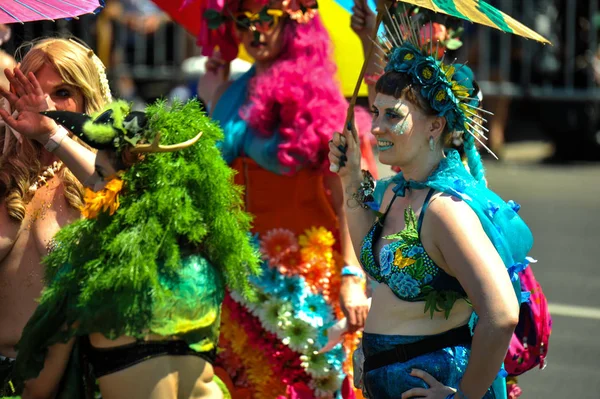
377, 142, 600, 398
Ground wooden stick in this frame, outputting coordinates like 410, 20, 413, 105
345, 2, 389, 142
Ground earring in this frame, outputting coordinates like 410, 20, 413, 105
429, 136, 434, 151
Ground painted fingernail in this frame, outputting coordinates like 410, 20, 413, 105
339, 159, 346, 168
340, 155, 347, 163
337, 144, 347, 154
347, 122, 353, 131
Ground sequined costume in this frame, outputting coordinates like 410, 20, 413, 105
10, 100, 260, 397
212, 67, 362, 399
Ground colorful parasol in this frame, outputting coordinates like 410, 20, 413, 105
343, 0, 551, 137
0, 0, 103, 24
393, 0, 550, 44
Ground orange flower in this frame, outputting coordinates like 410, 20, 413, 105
80, 178, 124, 219
260, 228, 298, 264
299, 226, 335, 251
277, 250, 305, 276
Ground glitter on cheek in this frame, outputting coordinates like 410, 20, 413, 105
392, 117, 409, 136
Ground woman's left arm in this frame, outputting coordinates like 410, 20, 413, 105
420, 196, 519, 399
323, 173, 369, 333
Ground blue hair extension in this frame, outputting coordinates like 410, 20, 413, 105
463, 132, 486, 182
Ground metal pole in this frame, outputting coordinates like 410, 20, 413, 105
564, 0, 575, 90
589, 0, 598, 88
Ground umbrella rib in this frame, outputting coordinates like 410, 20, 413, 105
29, 0, 80, 19
0, 4, 23, 23
14, 0, 55, 21
51, 0, 92, 13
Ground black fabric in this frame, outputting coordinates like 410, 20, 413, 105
84, 339, 216, 378
363, 325, 472, 372
0, 356, 15, 397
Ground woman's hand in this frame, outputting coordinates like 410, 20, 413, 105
401, 369, 456, 399
340, 275, 369, 333
351, 0, 376, 44
328, 121, 362, 182
0, 67, 58, 143
197, 53, 229, 105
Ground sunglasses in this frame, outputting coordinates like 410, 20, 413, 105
233, 8, 285, 33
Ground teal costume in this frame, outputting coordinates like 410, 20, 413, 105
360, 150, 533, 398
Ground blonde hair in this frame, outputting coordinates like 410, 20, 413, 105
0, 38, 110, 221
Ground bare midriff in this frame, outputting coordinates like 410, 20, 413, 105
90, 334, 222, 399
364, 282, 473, 336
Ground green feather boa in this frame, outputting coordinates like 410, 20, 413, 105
13, 100, 260, 387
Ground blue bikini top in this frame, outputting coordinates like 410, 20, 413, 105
360, 188, 467, 317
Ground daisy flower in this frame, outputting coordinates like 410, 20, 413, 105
282, 318, 316, 352
297, 294, 333, 328
260, 228, 298, 263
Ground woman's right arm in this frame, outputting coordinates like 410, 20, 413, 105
329, 124, 376, 259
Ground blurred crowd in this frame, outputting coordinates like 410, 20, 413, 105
1, 0, 599, 161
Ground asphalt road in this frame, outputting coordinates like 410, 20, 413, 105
485, 162, 600, 399
377, 158, 600, 398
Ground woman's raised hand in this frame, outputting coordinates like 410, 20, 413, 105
351, 0, 376, 43
0, 67, 58, 143
328, 121, 362, 181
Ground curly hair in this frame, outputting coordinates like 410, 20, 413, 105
0, 38, 109, 221
241, 15, 350, 172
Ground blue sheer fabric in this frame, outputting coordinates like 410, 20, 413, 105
362, 332, 496, 399
211, 66, 287, 174
367, 150, 532, 399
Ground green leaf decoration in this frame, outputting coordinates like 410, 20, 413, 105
445, 38, 463, 50
204, 9, 224, 29
421, 288, 466, 320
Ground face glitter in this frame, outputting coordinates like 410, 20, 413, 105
393, 116, 408, 136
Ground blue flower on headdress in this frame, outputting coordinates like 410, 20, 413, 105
388, 273, 420, 299
386, 43, 421, 73
422, 83, 457, 116
413, 56, 440, 86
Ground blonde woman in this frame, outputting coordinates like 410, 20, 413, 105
0, 37, 110, 396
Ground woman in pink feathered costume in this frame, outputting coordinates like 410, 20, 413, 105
197, 0, 376, 397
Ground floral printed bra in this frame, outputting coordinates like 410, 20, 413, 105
360, 189, 467, 318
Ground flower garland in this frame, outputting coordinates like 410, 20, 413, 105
80, 178, 123, 219
221, 226, 355, 398
220, 304, 288, 399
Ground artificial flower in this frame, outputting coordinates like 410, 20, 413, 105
260, 228, 298, 264
299, 226, 335, 252
297, 293, 333, 328
283, 318, 316, 352
80, 178, 123, 219
278, 275, 307, 302
259, 297, 293, 333
413, 56, 440, 86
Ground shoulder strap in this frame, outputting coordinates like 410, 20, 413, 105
417, 189, 436, 234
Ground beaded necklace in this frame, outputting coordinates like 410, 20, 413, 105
28, 161, 63, 194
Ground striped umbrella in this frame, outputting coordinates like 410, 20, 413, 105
0, 0, 103, 24
395, 0, 550, 44
343, 0, 551, 138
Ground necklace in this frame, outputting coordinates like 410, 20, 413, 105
28, 161, 63, 194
